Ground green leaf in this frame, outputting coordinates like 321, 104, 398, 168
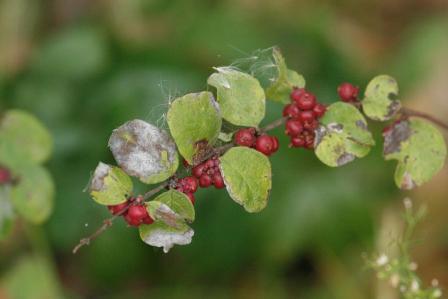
146, 190, 195, 225
208, 68, 265, 126
315, 102, 375, 167
139, 221, 194, 253
383, 118, 446, 189
265, 48, 305, 104
0, 110, 52, 164
11, 164, 54, 224
219, 147, 272, 213
89, 162, 133, 206
167, 91, 222, 164
108, 119, 179, 184
0, 187, 14, 240
362, 75, 401, 121
0, 255, 62, 299
218, 131, 234, 143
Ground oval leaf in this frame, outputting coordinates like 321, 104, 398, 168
208, 67, 265, 126
139, 221, 194, 253
11, 164, 54, 224
315, 102, 375, 167
167, 91, 221, 164
219, 147, 272, 213
109, 119, 179, 184
146, 190, 195, 227
88, 162, 133, 205
265, 48, 305, 104
0, 110, 52, 164
383, 118, 446, 189
362, 75, 401, 121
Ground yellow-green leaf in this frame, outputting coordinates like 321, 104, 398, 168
362, 75, 401, 121
383, 118, 446, 189
219, 147, 272, 213
208, 67, 265, 126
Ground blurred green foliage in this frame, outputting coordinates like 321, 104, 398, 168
0, 0, 447, 298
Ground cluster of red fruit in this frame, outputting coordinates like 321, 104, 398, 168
337, 82, 359, 103
283, 88, 326, 149
174, 176, 198, 204
108, 196, 154, 227
0, 166, 12, 185
191, 156, 225, 190
234, 128, 279, 156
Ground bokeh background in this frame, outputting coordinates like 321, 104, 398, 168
0, 0, 448, 298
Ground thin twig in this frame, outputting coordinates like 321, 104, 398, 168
72, 116, 288, 254
401, 107, 448, 132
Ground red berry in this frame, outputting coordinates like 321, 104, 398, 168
285, 119, 303, 136
213, 173, 225, 189
199, 174, 212, 188
0, 167, 12, 184
205, 159, 215, 169
303, 119, 319, 130
290, 136, 305, 148
108, 201, 129, 215
338, 82, 359, 102
271, 136, 279, 153
142, 215, 154, 225
192, 163, 205, 178
181, 176, 198, 193
282, 103, 300, 118
255, 135, 274, 156
127, 205, 147, 221
295, 91, 316, 110
290, 88, 305, 102
313, 103, 326, 118
185, 193, 195, 204
234, 128, 256, 147
124, 213, 141, 227
298, 110, 315, 123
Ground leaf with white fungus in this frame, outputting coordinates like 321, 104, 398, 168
315, 102, 375, 167
265, 48, 306, 104
139, 221, 194, 253
383, 118, 446, 189
167, 91, 221, 164
208, 68, 265, 127
146, 190, 195, 227
362, 75, 401, 121
0, 110, 52, 164
89, 162, 133, 205
219, 147, 272, 213
109, 119, 179, 184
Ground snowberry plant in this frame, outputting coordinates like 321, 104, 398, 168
0, 110, 54, 239
74, 47, 447, 254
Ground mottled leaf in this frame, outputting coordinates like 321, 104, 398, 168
0, 187, 14, 240
362, 75, 401, 121
219, 147, 272, 213
0, 110, 52, 164
139, 221, 194, 253
208, 67, 265, 126
167, 91, 221, 164
265, 48, 305, 103
383, 118, 446, 189
146, 190, 195, 227
108, 119, 179, 184
315, 102, 375, 167
88, 162, 133, 205
10, 164, 54, 224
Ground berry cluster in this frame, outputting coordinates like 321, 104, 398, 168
283, 88, 326, 149
0, 166, 12, 185
234, 128, 279, 156
337, 82, 359, 103
191, 156, 225, 190
174, 176, 198, 204
108, 196, 154, 227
